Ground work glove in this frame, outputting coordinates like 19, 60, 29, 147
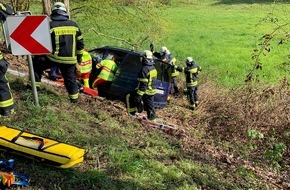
77, 54, 82, 64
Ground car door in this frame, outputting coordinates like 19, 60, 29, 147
153, 60, 172, 108
108, 52, 142, 100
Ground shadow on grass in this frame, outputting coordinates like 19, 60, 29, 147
0, 153, 143, 190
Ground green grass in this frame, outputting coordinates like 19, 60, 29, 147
77, 1, 290, 88
10, 0, 290, 87
1, 1, 289, 189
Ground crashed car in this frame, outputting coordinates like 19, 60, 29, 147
88, 46, 172, 108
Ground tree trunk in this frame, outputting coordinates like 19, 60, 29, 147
63, 0, 69, 16
42, 0, 70, 17
10, 0, 30, 12
42, 0, 51, 15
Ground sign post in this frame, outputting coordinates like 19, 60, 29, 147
5, 15, 52, 106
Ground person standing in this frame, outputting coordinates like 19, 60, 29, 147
76, 50, 92, 88
159, 46, 179, 95
0, 52, 15, 116
126, 50, 157, 121
175, 57, 202, 110
0, 2, 15, 116
29, 2, 84, 103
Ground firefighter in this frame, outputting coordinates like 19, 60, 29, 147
92, 53, 117, 93
175, 57, 202, 110
0, 53, 15, 116
29, 2, 84, 103
49, 51, 92, 86
126, 50, 157, 121
0, 3, 15, 116
76, 50, 92, 88
159, 46, 179, 95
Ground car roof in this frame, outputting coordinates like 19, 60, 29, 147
89, 46, 164, 63
91, 46, 141, 56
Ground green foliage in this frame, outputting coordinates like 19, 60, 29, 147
2, 0, 289, 189
284, 131, 290, 138
70, 1, 169, 51
246, 3, 290, 84
246, 129, 264, 151
26, 0, 290, 87
265, 142, 287, 171
247, 129, 264, 140
236, 166, 256, 179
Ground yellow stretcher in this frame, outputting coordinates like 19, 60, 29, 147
0, 125, 85, 169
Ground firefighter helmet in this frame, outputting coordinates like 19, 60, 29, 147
105, 53, 114, 60
52, 2, 67, 12
159, 46, 168, 54
141, 50, 153, 59
186, 57, 194, 66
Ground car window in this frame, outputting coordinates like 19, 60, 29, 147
154, 60, 171, 82
120, 53, 141, 73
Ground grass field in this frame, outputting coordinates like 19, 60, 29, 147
1, 1, 290, 190
80, 0, 290, 87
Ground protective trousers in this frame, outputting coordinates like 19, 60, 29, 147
92, 77, 107, 91
77, 72, 90, 88
143, 94, 156, 120
0, 59, 14, 116
32, 56, 79, 101
187, 85, 199, 109
126, 91, 156, 120
170, 77, 179, 94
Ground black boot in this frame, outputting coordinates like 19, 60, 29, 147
70, 98, 78, 104
0, 105, 15, 116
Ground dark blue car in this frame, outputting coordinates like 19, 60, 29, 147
88, 46, 171, 108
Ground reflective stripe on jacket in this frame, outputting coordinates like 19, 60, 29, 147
170, 57, 179, 77
0, 57, 14, 108
96, 60, 117, 81
184, 64, 201, 87
137, 64, 157, 96
78, 51, 92, 74
47, 18, 84, 64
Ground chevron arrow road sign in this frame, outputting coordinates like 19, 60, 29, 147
6, 15, 52, 55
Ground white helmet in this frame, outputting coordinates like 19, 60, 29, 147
52, 2, 67, 12
141, 50, 153, 59
105, 53, 114, 60
186, 57, 194, 66
159, 46, 168, 54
